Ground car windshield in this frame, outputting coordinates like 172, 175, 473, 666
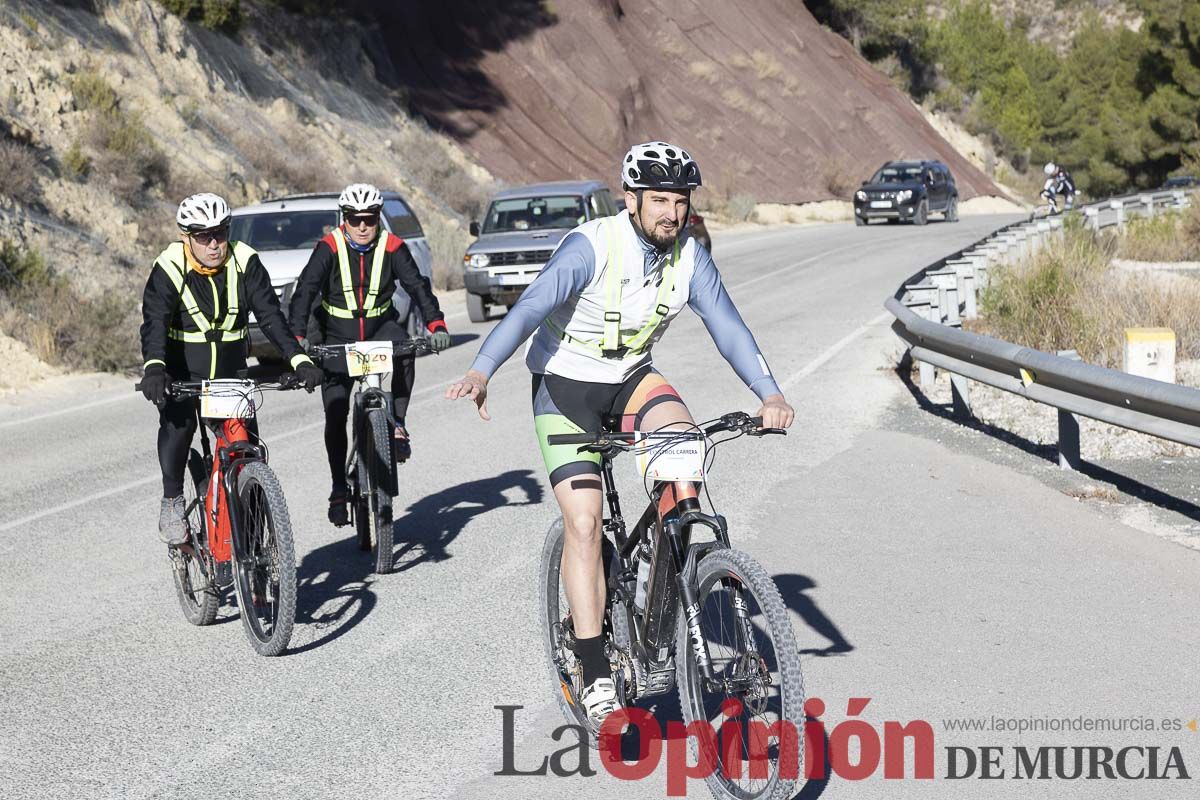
230, 211, 339, 251
482, 196, 586, 233
871, 166, 925, 184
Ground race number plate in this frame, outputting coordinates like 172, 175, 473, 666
200, 379, 256, 419
634, 434, 707, 483
346, 341, 393, 377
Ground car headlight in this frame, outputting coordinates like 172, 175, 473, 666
465, 253, 490, 269
897, 189, 913, 202
855, 190, 867, 201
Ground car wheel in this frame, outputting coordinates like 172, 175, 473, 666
855, 215, 866, 227
467, 292, 489, 324
913, 200, 929, 226
944, 196, 959, 222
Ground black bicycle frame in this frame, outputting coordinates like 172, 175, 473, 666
598, 460, 732, 689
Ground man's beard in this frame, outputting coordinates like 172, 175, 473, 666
636, 212, 680, 250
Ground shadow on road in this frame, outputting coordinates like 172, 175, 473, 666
897, 365, 1200, 524
288, 536, 377, 655
773, 573, 853, 657
390, 469, 543, 571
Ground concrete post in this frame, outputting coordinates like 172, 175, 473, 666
945, 286, 961, 326
1056, 349, 1082, 471
1112, 199, 1125, 229
963, 274, 977, 320
1142, 195, 1155, 218
919, 359, 935, 393
1085, 207, 1100, 231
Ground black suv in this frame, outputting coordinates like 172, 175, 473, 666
853, 160, 958, 226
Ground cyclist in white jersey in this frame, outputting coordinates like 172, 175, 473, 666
446, 142, 794, 728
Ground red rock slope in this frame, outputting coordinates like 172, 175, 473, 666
386, 0, 998, 202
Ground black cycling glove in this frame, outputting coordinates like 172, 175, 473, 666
140, 364, 167, 405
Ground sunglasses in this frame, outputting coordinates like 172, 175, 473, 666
345, 213, 380, 228
189, 227, 230, 246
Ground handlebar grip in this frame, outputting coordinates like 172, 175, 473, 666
546, 433, 600, 446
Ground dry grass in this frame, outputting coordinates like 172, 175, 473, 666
688, 61, 721, 85
822, 157, 859, 198
1115, 205, 1200, 262
976, 228, 1200, 368
0, 239, 140, 371
422, 216, 468, 291
0, 140, 40, 202
750, 51, 784, 82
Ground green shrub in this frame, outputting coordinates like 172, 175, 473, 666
87, 109, 170, 200
62, 141, 91, 181
1116, 207, 1200, 262
68, 69, 118, 113
158, 0, 241, 33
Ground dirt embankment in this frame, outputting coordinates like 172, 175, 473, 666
383, 0, 1000, 203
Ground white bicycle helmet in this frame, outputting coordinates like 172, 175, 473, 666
1043, 162, 1057, 177
176, 193, 231, 232
621, 142, 702, 190
338, 183, 383, 213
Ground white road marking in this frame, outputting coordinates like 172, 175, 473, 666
0, 392, 139, 430
0, 367, 511, 532
779, 311, 892, 390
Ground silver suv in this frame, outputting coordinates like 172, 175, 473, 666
229, 191, 434, 361
463, 180, 619, 322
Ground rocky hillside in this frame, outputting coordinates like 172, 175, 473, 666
382, 0, 1000, 203
1, 0, 491, 298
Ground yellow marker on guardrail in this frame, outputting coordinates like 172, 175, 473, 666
1123, 328, 1176, 384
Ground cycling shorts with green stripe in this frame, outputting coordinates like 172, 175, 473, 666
532, 365, 683, 487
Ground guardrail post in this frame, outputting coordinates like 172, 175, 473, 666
1056, 349, 1083, 471
1112, 199, 1125, 230
1085, 207, 1099, 231
963, 274, 977, 319
1141, 195, 1155, 218
919, 359, 935, 392
945, 285, 960, 326
950, 373, 971, 419
1174, 190, 1188, 209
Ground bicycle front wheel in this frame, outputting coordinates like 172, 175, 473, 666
365, 408, 395, 574
677, 548, 805, 800
232, 461, 297, 656
172, 448, 218, 626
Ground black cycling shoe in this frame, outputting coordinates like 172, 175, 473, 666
393, 426, 411, 464
328, 489, 350, 527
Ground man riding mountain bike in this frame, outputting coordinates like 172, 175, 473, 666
446, 142, 794, 730
287, 183, 452, 527
1041, 161, 1077, 213
139, 193, 323, 545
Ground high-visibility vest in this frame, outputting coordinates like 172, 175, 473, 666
154, 241, 255, 344
543, 218, 679, 358
321, 230, 392, 319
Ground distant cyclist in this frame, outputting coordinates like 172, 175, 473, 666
1041, 162, 1077, 213
140, 193, 323, 545
446, 142, 793, 730
287, 183, 451, 527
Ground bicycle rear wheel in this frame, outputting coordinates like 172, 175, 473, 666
677, 548, 805, 800
232, 461, 297, 656
173, 448, 219, 626
538, 517, 622, 743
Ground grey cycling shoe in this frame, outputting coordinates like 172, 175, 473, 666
158, 495, 188, 546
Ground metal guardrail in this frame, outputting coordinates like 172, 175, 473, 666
885, 188, 1197, 468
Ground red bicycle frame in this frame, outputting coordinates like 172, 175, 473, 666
203, 418, 252, 564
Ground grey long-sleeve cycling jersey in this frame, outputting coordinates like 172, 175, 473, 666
469, 213, 782, 401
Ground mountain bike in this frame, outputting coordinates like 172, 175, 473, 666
539, 411, 805, 800
134, 377, 303, 656
309, 338, 431, 574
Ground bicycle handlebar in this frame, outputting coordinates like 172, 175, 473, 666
545, 412, 786, 447
308, 338, 431, 363
133, 377, 302, 398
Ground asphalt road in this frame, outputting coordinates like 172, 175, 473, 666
3, 214, 1199, 799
